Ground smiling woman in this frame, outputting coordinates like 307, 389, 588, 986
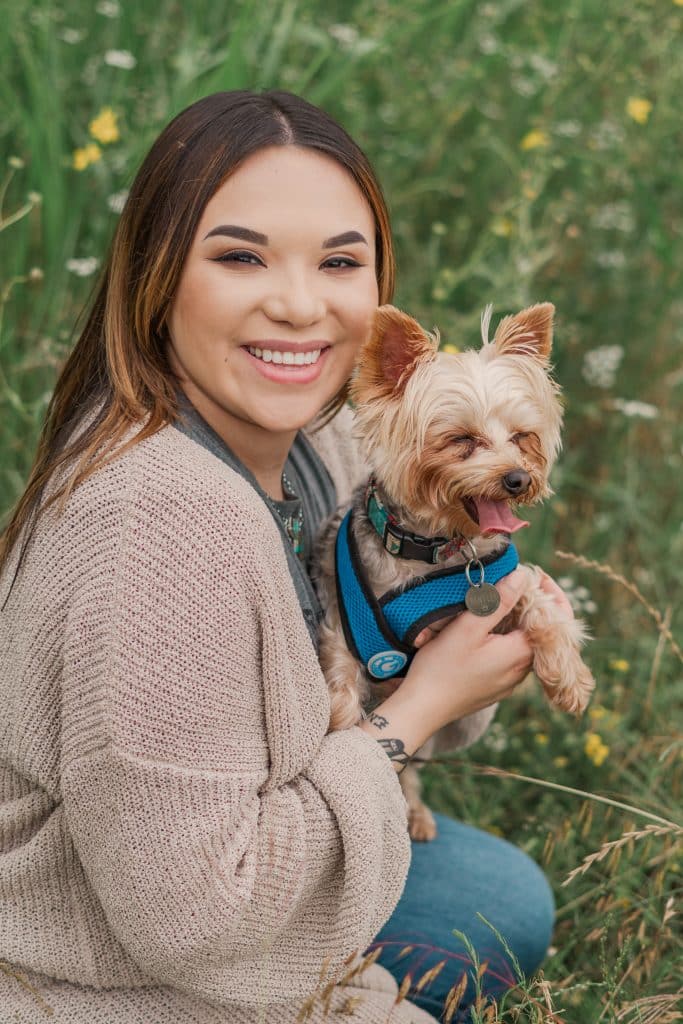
166, 145, 378, 495
0, 90, 555, 1024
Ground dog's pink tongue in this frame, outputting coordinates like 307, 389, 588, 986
474, 499, 529, 535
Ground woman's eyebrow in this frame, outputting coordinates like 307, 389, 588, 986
203, 225, 268, 244
202, 225, 369, 248
322, 230, 368, 248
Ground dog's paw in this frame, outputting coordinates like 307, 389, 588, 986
407, 801, 438, 842
538, 654, 596, 715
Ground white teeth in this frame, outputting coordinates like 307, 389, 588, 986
247, 346, 324, 366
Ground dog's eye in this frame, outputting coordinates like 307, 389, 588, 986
512, 432, 531, 444
451, 435, 477, 457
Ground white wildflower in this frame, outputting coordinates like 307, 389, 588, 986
581, 344, 623, 388
592, 201, 635, 233
329, 23, 358, 46
610, 398, 659, 419
96, 0, 120, 16
511, 76, 538, 97
107, 189, 129, 214
104, 49, 136, 70
595, 250, 626, 269
328, 23, 377, 55
66, 257, 100, 277
478, 33, 500, 55
558, 577, 596, 615
529, 54, 558, 80
59, 27, 85, 44
554, 120, 582, 137
590, 119, 625, 150
484, 722, 509, 753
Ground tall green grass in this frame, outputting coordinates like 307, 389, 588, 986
2, 0, 681, 1019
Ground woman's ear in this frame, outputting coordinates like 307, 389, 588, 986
351, 305, 438, 404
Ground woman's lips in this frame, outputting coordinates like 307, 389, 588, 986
241, 344, 331, 384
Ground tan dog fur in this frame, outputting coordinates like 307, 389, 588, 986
313, 303, 595, 840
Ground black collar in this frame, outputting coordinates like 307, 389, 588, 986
365, 479, 467, 564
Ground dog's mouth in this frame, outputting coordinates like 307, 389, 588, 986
462, 497, 530, 536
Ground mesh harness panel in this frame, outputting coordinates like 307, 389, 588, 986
335, 509, 519, 680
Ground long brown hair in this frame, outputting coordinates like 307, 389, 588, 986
1, 90, 395, 571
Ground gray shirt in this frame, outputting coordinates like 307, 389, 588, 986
173, 396, 337, 648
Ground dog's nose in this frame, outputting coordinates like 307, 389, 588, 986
502, 469, 531, 495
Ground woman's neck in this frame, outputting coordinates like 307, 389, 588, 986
177, 383, 295, 500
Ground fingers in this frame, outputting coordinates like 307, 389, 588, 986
465, 566, 528, 633
491, 627, 533, 678
414, 616, 452, 647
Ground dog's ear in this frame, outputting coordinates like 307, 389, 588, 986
492, 302, 554, 364
352, 305, 438, 402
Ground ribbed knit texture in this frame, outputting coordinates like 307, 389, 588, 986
0, 404, 436, 1023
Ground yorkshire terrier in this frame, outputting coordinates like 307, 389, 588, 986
313, 302, 595, 841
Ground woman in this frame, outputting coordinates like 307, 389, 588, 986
0, 90, 561, 1022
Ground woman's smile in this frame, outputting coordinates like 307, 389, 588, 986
241, 340, 331, 383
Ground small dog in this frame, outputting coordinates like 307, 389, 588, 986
314, 302, 595, 841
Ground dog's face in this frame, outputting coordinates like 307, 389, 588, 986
350, 303, 563, 539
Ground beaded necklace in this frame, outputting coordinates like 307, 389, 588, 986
278, 469, 305, 560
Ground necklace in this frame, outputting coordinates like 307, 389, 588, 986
278, 469, 305, 560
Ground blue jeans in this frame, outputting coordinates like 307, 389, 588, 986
365, 813, 555, 1021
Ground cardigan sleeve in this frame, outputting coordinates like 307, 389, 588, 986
59, 437, 410, 1008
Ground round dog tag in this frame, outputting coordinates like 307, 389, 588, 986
465, 582, 501, 616
367, 650, 408, 679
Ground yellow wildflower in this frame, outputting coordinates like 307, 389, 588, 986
535, 733, 549, 745
675, 0, 683, 6
89, 107, 120, 144
523, 186, 538, 200
441, 343, 460, 354
520, 130, 549, 151
609, 658, 630, 672
589, 705, 607, 720
626, 97, 652, 124
553, 756, 569, 768
72, 143, 102, 171
491, 216, 514, 238
585, 732, 609, 767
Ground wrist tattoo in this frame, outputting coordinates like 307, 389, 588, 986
368, 712, 389, 729
378, 737, 410, 772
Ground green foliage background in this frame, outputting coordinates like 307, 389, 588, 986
1, 1, 681, 1019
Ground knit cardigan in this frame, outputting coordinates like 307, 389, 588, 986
0, 405, 437, 1023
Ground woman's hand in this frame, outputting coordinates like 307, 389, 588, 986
400, 567, 533, 734
358, 568, 534, 771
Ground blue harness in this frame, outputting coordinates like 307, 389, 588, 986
335, 509, 519, 681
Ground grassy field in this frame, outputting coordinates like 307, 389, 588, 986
2, 0, 681, 1020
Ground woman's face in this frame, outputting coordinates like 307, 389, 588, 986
167, 145, 379, 439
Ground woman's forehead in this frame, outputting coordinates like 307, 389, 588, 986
198, 145, 375, 240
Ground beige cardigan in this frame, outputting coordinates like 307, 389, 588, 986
0, 406, 436, 1023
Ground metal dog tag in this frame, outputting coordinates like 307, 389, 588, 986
464, 555, 501, 616
465, 582, 501, 616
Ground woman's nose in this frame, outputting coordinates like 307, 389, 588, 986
262, 271, 326, 327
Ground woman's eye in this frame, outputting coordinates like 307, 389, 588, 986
213, 250, 264, 266
321, 256, 362, 270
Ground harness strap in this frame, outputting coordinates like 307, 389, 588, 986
334, 509, 519, 681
